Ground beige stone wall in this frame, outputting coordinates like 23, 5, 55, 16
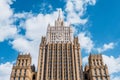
10, 54, 36, 80
84, 54, 110, 80
37, 37, 83, 80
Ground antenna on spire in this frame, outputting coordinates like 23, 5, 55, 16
58, 9, 61, 20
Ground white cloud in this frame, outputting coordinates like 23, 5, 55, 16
11, 37, 39, 66
103, 55, 120, 74
13, 12, 33, 19
0, 0, 13, 21
0, 0, 17, 42
78, 32, 94, 53
111, 76, 120, 80
11, 37, 31, 53
24, 12, 59, 40
82, 56, 88, 67
11, 10, 63, 66
65, 0, 96, 25
0, 62, 13, 80
97, 42, 115, 53
65, 0, 97, 53
0, 2, 17, 72
0, 26, 17, 42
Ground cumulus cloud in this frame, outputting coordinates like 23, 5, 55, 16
24, 11, 59, 40
78, 32, 94, 53
0, 26, 17, 42
0, 0, 17, 42
10, 10, 63, 66
103, 55, 120, 74
0, 62, 13, 80
111, 76, 120, 80
97, 42, 115, 53
82, 56, 88, 67
103, 55, 120, 80
65, 0, 96, 25
0, 0, 13, 21
11, 37, 39, 65
2, 0, 119, 79
0, 0, 97, 57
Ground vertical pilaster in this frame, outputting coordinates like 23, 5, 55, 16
45, 44, 49, 80
62, 44, 64, 80
71, 44, 76, 80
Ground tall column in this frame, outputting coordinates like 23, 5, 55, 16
41, 46, 45, 80
62, 44, 64, 80
67, 43, 70, 80
45, 44, 49, 80
71, 44, 75, 80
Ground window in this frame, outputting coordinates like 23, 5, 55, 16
26, 60, 27, 66
14, 77, 16, 80
23, 77, 25, 80
93, 59, 96, 66
99, 69, 101, 75
18, 60, 20, 66
104, 69, 106, 75
33, 74, 36, 80
14, 69, 17, 76
97, 60, 99, 65
18, 77, 20, 80
104, 77, 108, 80
24, 69, 26, 76
100, 77, 102, 80
84, 74, 88, 79
19, 69, 22, 76
95, 77, 98, 80
22, 60, 24, 66
94, 69, 97, 75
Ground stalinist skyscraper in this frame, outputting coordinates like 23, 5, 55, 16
37, 13, 83, 80
10, 12, 110, 80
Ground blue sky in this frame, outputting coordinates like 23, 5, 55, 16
0, 0, 120, 80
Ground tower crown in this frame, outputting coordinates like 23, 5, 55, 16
55, 10, 64, 26
46, 10, 73, 43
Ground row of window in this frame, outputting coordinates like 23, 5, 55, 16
13, 77, 25, 80
14, 69, 26, 76
94, 76, 108, 80
17, 59, 29, 66
92, 59, 103, 66
93, 68, 106, 75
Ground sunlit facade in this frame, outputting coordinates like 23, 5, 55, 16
10, 13, 110, 80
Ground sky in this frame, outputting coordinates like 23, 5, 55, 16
0, 0, 120, 80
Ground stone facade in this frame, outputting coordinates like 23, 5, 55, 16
10, 13, 110, 80
10, 54, 36, 80
84, 54, 110, 80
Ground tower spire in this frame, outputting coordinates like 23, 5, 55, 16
58, 9, 61, 20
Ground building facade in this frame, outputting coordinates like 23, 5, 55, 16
10, 13, 110, 80
10, 54, 36, 80
83, 54, 110, 80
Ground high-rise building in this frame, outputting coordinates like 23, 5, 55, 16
10, 12, 110, 80
10, 54, 36, 80
37, 13, 83, 80
84, 54, 110, 80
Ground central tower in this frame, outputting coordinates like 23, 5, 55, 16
46, 13, 73, 43
37, 12, 83, 80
